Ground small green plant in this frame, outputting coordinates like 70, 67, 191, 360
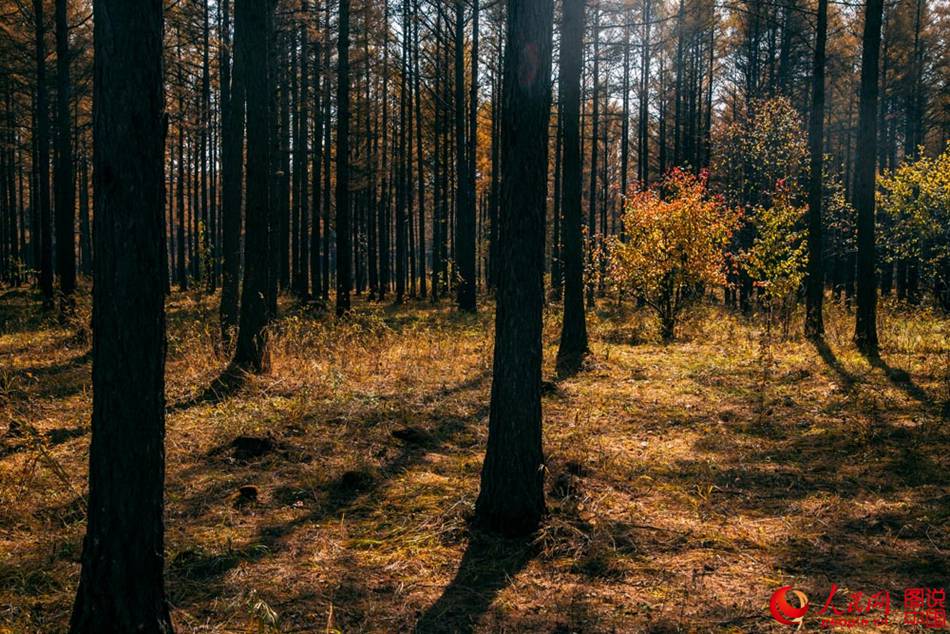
740, 178, 808, 337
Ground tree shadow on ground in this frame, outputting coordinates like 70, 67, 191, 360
864, 351, 940, 412
814, 339, 857, 391
414, 531, 535, 633
167, 372, 492, 612
167, 363, 249, 411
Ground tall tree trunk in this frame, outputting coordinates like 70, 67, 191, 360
414, 0, 427, 299
221, 0, 245, 344
474, 0, 553, 536
396, 0, 409, 304
551, 98, 563, 300
233, 0, 274, 371
556, 0, 590, 375
805, 0, 828, 339
176, 28, 188, 291
69, 0, 172, 630
638, 0, 652, 186
853, 0, 883, 353
587, 5, 600, 309
298, 1, 311, 300
335, 0, 352, 315
78, 148, 91, 275
455, 0, 476, 312
34, 0, 53, 307
620, 12, 631, 223
311, 0, 324, 300
54, 0, 75, 316
201, 0, 213, 292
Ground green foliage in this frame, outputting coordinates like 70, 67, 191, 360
878, 145, 950, 306
741, 180, 808, 306
713, 97, 808, 209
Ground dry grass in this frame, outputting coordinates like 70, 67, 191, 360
1, 286, 947, 633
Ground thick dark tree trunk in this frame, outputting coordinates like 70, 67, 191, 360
34, 0, 53, 307
805, 0, 828, 339
853, 0, 883, 353
556, 0, 589, 376
474, 0, 553, 537
221, 0, 245, 344
69, 0, 172, 630
335, 0, 352, 316
54, 0, 75, 315
233, 0, 274, 371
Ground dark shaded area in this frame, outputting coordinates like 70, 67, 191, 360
864, 350, 940, 411
415, 532, 535, 633
813, 340, 856, 390
168, 363, 248, 411
0, 422, 87, 458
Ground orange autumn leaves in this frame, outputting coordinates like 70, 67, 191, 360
608, 169, 741, 339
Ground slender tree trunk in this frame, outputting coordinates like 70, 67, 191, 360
556, 0, 590, 375
638, 0, 652, 186
378, 4, 391, 300
551, 100, 563, 300
335, 0, 352, 315
34, 0, 53, 307
414, 0, 427, 299
69, 0, 172, 630
474, 0, 553, 536
201, 0, 213, 293
853, 0, 883, 353
805, 0, 828, 339
298, 1, 311, 300
78, 149, 91, 275
311, 0, 324, 300
396, 0, 409, 304
587, 6, 600, 309
221, 0, 245, 343
620, 13, 631, 225
455, 0, 476, 312
233, 0, 274, 371
54, 0, 75, 315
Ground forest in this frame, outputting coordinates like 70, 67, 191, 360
0, 0, 948, 631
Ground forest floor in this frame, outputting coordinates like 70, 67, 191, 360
0, 286, 948, 633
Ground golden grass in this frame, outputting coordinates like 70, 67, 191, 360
1, 286, 947, 633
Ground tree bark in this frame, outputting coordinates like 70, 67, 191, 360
557, 0, 589, 375
34, 0, 54, 307
853, 0, 883, 353
69, 0, 172, 630
455, 0, 476, 312
805, 0, 828, 339
54, 0, 75, 315
233, 0, 274, 371
474, 0, 553, 537
221, 0, 245, 344
335, 0, 352, 315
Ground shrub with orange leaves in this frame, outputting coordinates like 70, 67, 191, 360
609, 169, 740, 340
